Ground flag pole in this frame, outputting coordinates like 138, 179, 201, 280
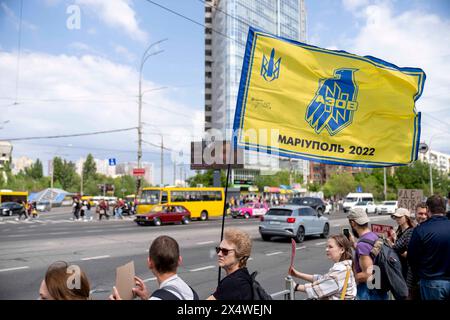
217, 162, 232, 284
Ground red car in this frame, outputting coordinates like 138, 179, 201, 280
135, 205, 191, 226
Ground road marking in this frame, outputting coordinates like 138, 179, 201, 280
266, 251, 283, 256
248, 257, 253, 261
190, 265, 215, 272
143, 277, 157, 282
0, 266, 29, 272
6, 221, 19, 224
81, 255, 110, 261
296, 246, 306, 250
196, 241, 214, 245
333, 224, 341, 227
315, 242, 327, 246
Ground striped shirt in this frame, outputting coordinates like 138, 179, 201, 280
304, 260, 357, 300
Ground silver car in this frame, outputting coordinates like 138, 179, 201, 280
259, 205, 330, 243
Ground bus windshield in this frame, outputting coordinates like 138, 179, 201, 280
140, 190, 160, 205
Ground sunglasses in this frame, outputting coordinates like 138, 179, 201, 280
215, 246, 235, 256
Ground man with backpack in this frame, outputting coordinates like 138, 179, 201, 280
110, 235, 198, 300
347, 208, 389, 300
408, 195, 450, 300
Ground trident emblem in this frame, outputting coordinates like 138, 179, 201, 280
261, 48, 281, 82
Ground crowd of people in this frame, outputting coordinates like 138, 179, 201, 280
70, 197, 135, 221
37, 194, 449, 301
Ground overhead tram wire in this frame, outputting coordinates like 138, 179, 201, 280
14, 141, 168, 157
144, 0, 245, 47
2, 127, 137, 141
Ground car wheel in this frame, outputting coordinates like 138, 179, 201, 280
294, 226, 305, 243
321, 223, 330, 238
153, 218, 161, 226
181, 216, 190, 225
200, 211, 208, 221
261, 234, 271, 241
244, 213, 250, 219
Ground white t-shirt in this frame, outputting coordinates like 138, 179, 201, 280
149, 274, 194, 300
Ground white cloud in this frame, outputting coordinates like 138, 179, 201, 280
114, 44, 136, 63
0, 51, 202, 175
342, 0, 370, 12
339, 2, 450, 153
76, 0, 148, 43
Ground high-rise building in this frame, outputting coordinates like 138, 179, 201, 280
116, 161, 154, 185
11, 156, 34, 174
0, 141, 12, 169
418, 149, 450, 173
204, 0, 308, 187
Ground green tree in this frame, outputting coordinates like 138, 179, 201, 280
53, 157, 78, 191
322, 172, 356, 199
187, 170, 227, 187
82, 154, 97, 181
25, 159, 43, 179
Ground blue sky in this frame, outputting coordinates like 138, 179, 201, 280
0, 0, 449, 184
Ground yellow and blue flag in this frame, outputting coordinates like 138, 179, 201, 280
233, 27, 426, 168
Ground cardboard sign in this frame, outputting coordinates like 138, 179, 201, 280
371, 223, 394, 238
115, 261, 135, 300
398, 189, 423, 214
289, 238, 296, 271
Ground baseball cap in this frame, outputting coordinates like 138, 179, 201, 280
392, 208, 411, 218
347, 207, 370, 225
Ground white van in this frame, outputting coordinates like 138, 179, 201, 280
343, 193, 374, 213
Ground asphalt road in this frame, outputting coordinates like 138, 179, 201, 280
0, 208, 395, 300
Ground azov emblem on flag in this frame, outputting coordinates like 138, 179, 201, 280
260, 48, 281, 82
305, 68, 359, 136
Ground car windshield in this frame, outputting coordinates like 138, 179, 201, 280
140, 190, 160, 205
384, 202, 397, 205
346, 197, 358, 202
149, 205, 164, 213
266, 209, 293, 216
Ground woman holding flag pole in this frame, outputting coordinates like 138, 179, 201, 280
289, 235, 357, 300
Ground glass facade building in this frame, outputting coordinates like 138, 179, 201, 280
204, 0, 308, 186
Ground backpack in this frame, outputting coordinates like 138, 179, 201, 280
151, 285, 199, 300
249, 271, 273, 300
359, 237, 408, 300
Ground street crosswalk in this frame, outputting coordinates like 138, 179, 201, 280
0, 216, 136, 226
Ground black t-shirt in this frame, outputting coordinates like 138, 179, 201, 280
213, 268, 253, 300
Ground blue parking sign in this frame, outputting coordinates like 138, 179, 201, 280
109, 158, 116, 166
356, 186, 363, 193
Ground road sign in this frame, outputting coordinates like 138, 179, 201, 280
356, 186, 363, 193
109, 158, 117, 166
133, 168, 145, 176
398, 189, 423, 214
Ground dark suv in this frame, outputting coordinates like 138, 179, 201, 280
289, 197, 326, 215
0, 202, 25, 216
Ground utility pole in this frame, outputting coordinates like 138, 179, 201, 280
161, 135, 164, 186
80, 161, 83, 196
138, 38, 167, 189
173, 160, 176, 185
383, 167, 387, 201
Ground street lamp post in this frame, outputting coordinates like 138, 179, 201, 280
138, 39, 167, 193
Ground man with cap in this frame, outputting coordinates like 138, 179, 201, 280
408, 195, 450, 300
347, 207, 389, 300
